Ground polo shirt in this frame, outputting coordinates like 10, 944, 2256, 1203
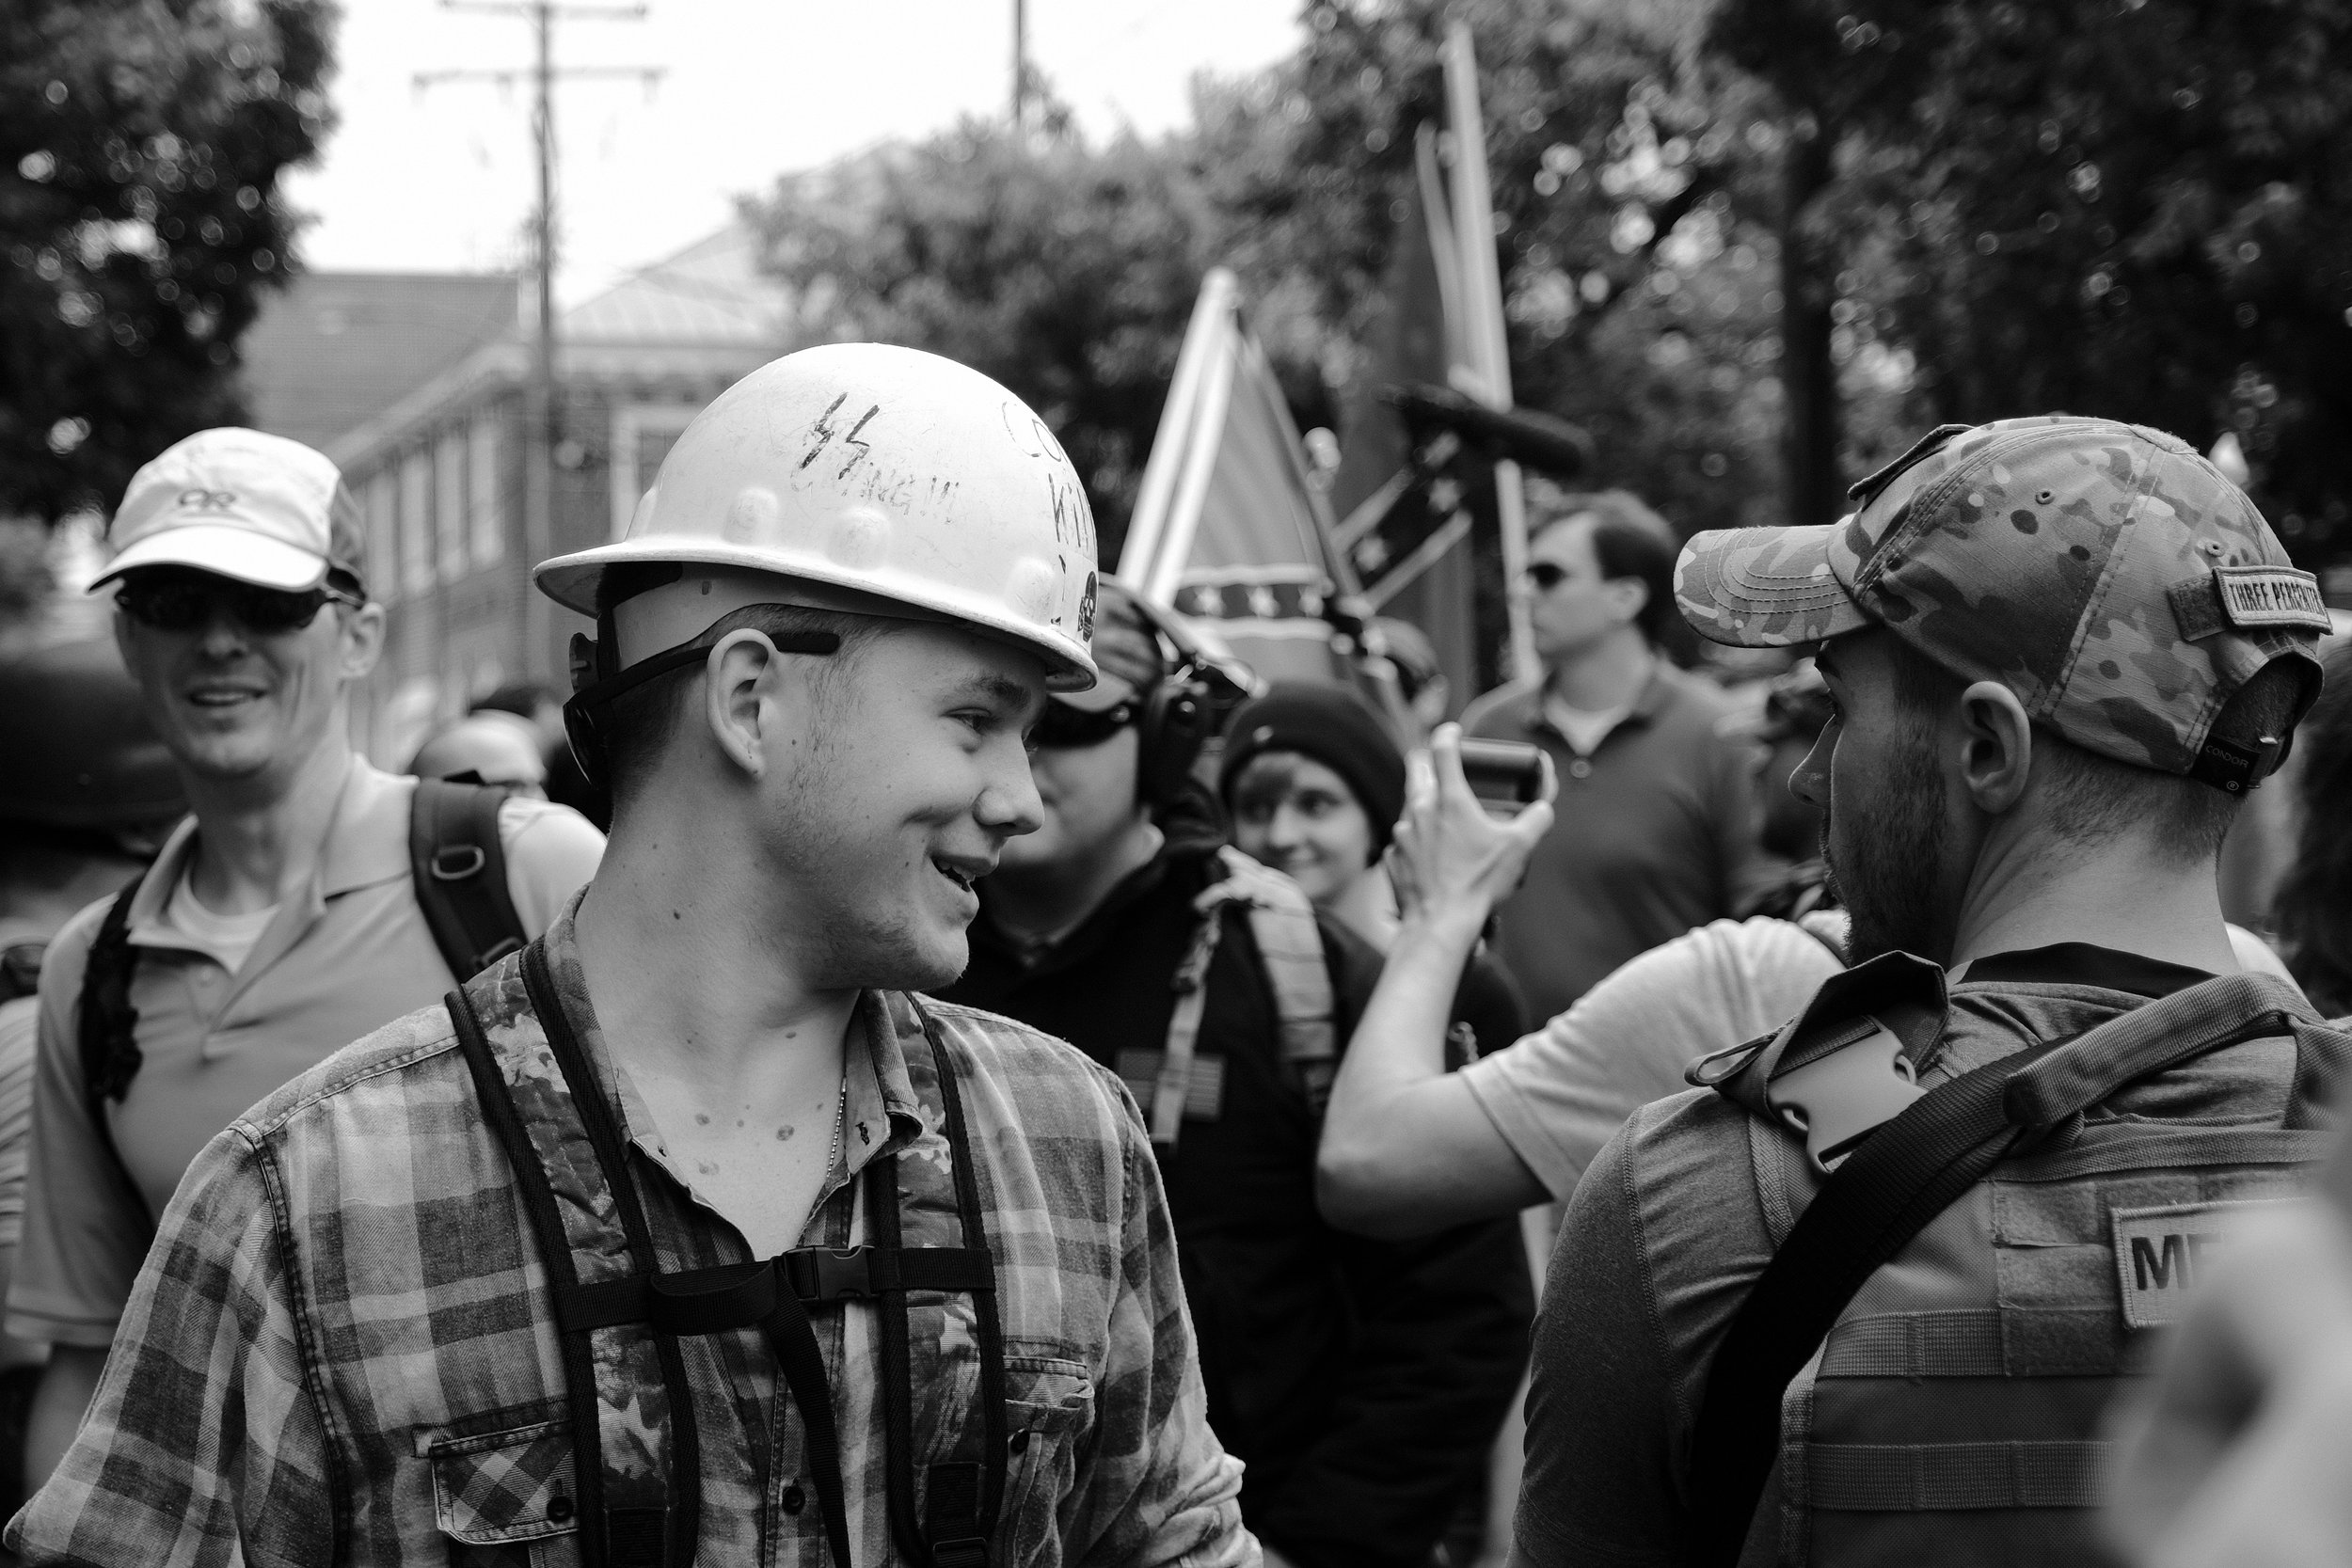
1461, 663, 1780, 1025
7, 758, 603, 1348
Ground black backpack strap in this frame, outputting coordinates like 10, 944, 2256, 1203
410, 779, 528, 982
1680, 974, 2318, 1567
870, 1013, 1009, 1568
517, 944, 706, 1568
448, 977, 637, 1565
76, 879, 153, 1235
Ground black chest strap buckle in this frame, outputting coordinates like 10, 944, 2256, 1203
555, 1244, 996, 1335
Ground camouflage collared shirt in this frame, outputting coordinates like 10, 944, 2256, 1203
8, 908, 1253, 1568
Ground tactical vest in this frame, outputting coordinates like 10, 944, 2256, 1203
1123, 846, 1335, 1148
444, 942, 1009, 1568
1682, 956, 2352, 1568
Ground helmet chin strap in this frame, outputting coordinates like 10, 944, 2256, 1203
606, 566, 949, 671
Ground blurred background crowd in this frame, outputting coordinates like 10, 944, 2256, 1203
8, 2, 2352, 1566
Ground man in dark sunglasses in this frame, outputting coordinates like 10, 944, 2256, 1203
1458, 488, 1780, 1029
9, 429, 603, 1493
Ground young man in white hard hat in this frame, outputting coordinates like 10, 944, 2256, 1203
10, 348, 1255, 1567
9, 428, 604, 1497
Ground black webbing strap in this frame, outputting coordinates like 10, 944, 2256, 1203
447, 980, 628, 1568
454, 950, 1008, 1568
75, 879, 152, 1236
752, 1272, 860, 1568
408, 779, 528, 981
557, 1247, 995, 1334
519, 944, 704, 1568
1683, 1050, 2043, 1565
872, 1014, 1008, 1568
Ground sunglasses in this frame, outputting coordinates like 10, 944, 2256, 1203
117, 578, 359, 636
562, 625, 843, 788
1524, 562, 1570, 592
1030, 698, 1139, 751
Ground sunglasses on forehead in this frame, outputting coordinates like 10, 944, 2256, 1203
1029, 697, 1140, 751
116, 577, 362, 635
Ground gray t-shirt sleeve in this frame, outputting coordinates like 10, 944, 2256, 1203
1516, 1113, 1685, 1567
1458, 917, 1845, 1201
1518, 1090, 1793, 1566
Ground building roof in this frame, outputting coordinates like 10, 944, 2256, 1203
561, 225, 792, 345
239, 272, 519, 454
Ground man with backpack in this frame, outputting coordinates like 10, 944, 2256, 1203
1514, 416, 2345, 1566
8, 427, 604, 1492
939, 579, 1532, 1568
11, 347, 1255, 1567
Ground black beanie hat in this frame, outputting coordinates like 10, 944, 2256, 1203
1217, 683, 1407, 854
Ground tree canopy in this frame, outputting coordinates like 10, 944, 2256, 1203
0, 0, 335, 524
1720, 0, 2352, 557
748, 0, 2350, 570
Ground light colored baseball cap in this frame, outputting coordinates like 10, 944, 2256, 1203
92, 427, 362, 594
1674, 416, 2329, 792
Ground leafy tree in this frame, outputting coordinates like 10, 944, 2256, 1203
1715, 0, 2352, 562
0, 0, 334, 524
744, 116, 1223, 564
1194, 0, 1794, 537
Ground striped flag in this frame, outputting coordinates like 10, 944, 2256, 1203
1118, 268, 1359, 684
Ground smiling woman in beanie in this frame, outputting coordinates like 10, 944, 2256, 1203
1220, 683, 1526, 1066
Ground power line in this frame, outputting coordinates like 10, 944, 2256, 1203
412, 0, 661, 679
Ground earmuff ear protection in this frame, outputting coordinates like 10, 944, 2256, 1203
1124, 594, 1258, 809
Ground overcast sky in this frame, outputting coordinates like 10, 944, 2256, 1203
281, 0, 1302, 304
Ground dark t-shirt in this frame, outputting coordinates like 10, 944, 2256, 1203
1463, 664, 1780, 1025
1448, 948, 1527, 1066
942, 828, 1533, 1568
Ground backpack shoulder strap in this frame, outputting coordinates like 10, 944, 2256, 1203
76, 879, 153, 1234
1210, 846, 1337, 1113
410, 778, 528, 982
1679, 970, 2344, 1568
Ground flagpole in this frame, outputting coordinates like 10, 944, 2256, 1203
1441, 22, 1539, 683
1121, 269, 1239, 594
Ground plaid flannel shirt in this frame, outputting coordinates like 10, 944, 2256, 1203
8, 911, 1253, 1567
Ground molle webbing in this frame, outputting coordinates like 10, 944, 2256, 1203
1687, 969, 2352, 1568
1803, 1441, 2110, 1513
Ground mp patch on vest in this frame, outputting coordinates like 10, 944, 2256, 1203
2109, 1198, 2290, 1329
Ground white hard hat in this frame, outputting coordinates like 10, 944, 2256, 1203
535, 342, 1099, 689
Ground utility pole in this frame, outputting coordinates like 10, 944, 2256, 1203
416, 2, 660, 680
1010, 0, 1027, 131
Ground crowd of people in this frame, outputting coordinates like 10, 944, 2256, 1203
0, 347, 2348, 1568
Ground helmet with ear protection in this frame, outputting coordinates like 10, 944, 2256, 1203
1124, 592, 1259, 809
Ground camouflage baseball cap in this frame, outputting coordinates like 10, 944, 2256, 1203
1675, 416, 2329, 792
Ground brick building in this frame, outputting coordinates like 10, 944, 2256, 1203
238, 225, 790, 765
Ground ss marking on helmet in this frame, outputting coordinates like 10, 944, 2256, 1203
798, 393, 882, 482
175, 487, 239, 511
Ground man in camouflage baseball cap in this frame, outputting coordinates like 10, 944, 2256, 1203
1506, 425, 2336, 1567
1674, 414, 2328, 964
